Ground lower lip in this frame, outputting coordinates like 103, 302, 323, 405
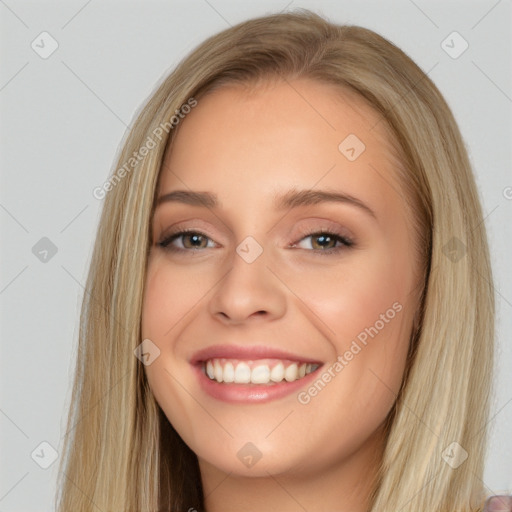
193, 364, 323, 403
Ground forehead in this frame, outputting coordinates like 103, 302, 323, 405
158, 78, 405, 216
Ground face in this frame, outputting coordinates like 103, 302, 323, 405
141, 78, 422, 480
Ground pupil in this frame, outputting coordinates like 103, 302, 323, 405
187, 234, 204, 247
316, 234, 333, 249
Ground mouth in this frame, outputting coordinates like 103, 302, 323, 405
203, 358, 320, 385
190, 345, 324, 403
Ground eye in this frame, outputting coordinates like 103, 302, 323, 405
156, 229, 353, 255
157, 230, 217, 251
292, 231, 353, 253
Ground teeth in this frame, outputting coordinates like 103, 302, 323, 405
251, 365, 270, 384
284, 363, 298, 382
203, 358, 319, 385
270, 362, 284, 382
223, 361, 235, 382
206, 360, 214, 379
214, 360, 223, 382
234, 362, 251, 383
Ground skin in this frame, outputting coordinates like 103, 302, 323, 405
141, 78, 424, 512
484, 497, 512, 512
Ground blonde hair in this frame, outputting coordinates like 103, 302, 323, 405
56, 10, 494, 512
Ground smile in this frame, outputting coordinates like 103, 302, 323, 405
191, 344, 324, 403
203, 358, 320, 385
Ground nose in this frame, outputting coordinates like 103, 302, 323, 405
208, 247, 287, 325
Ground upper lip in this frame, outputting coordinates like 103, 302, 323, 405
190, 344, 323, 365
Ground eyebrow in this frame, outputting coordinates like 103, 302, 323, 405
156, 189, 376, 218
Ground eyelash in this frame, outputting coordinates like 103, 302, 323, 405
157, 228, 354, 256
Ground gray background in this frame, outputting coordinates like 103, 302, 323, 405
0, 1, 510, 510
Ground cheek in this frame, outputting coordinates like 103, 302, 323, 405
289, 243, 415, 402
141, 254, 210, 340
290, 245, 413, 339
277, 248, 413, 472
140, 257, 197, 376
141, 258, 209, 436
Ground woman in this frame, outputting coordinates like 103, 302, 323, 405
56, 10, 506, 512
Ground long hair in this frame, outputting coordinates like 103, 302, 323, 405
56, 10, 494, 512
